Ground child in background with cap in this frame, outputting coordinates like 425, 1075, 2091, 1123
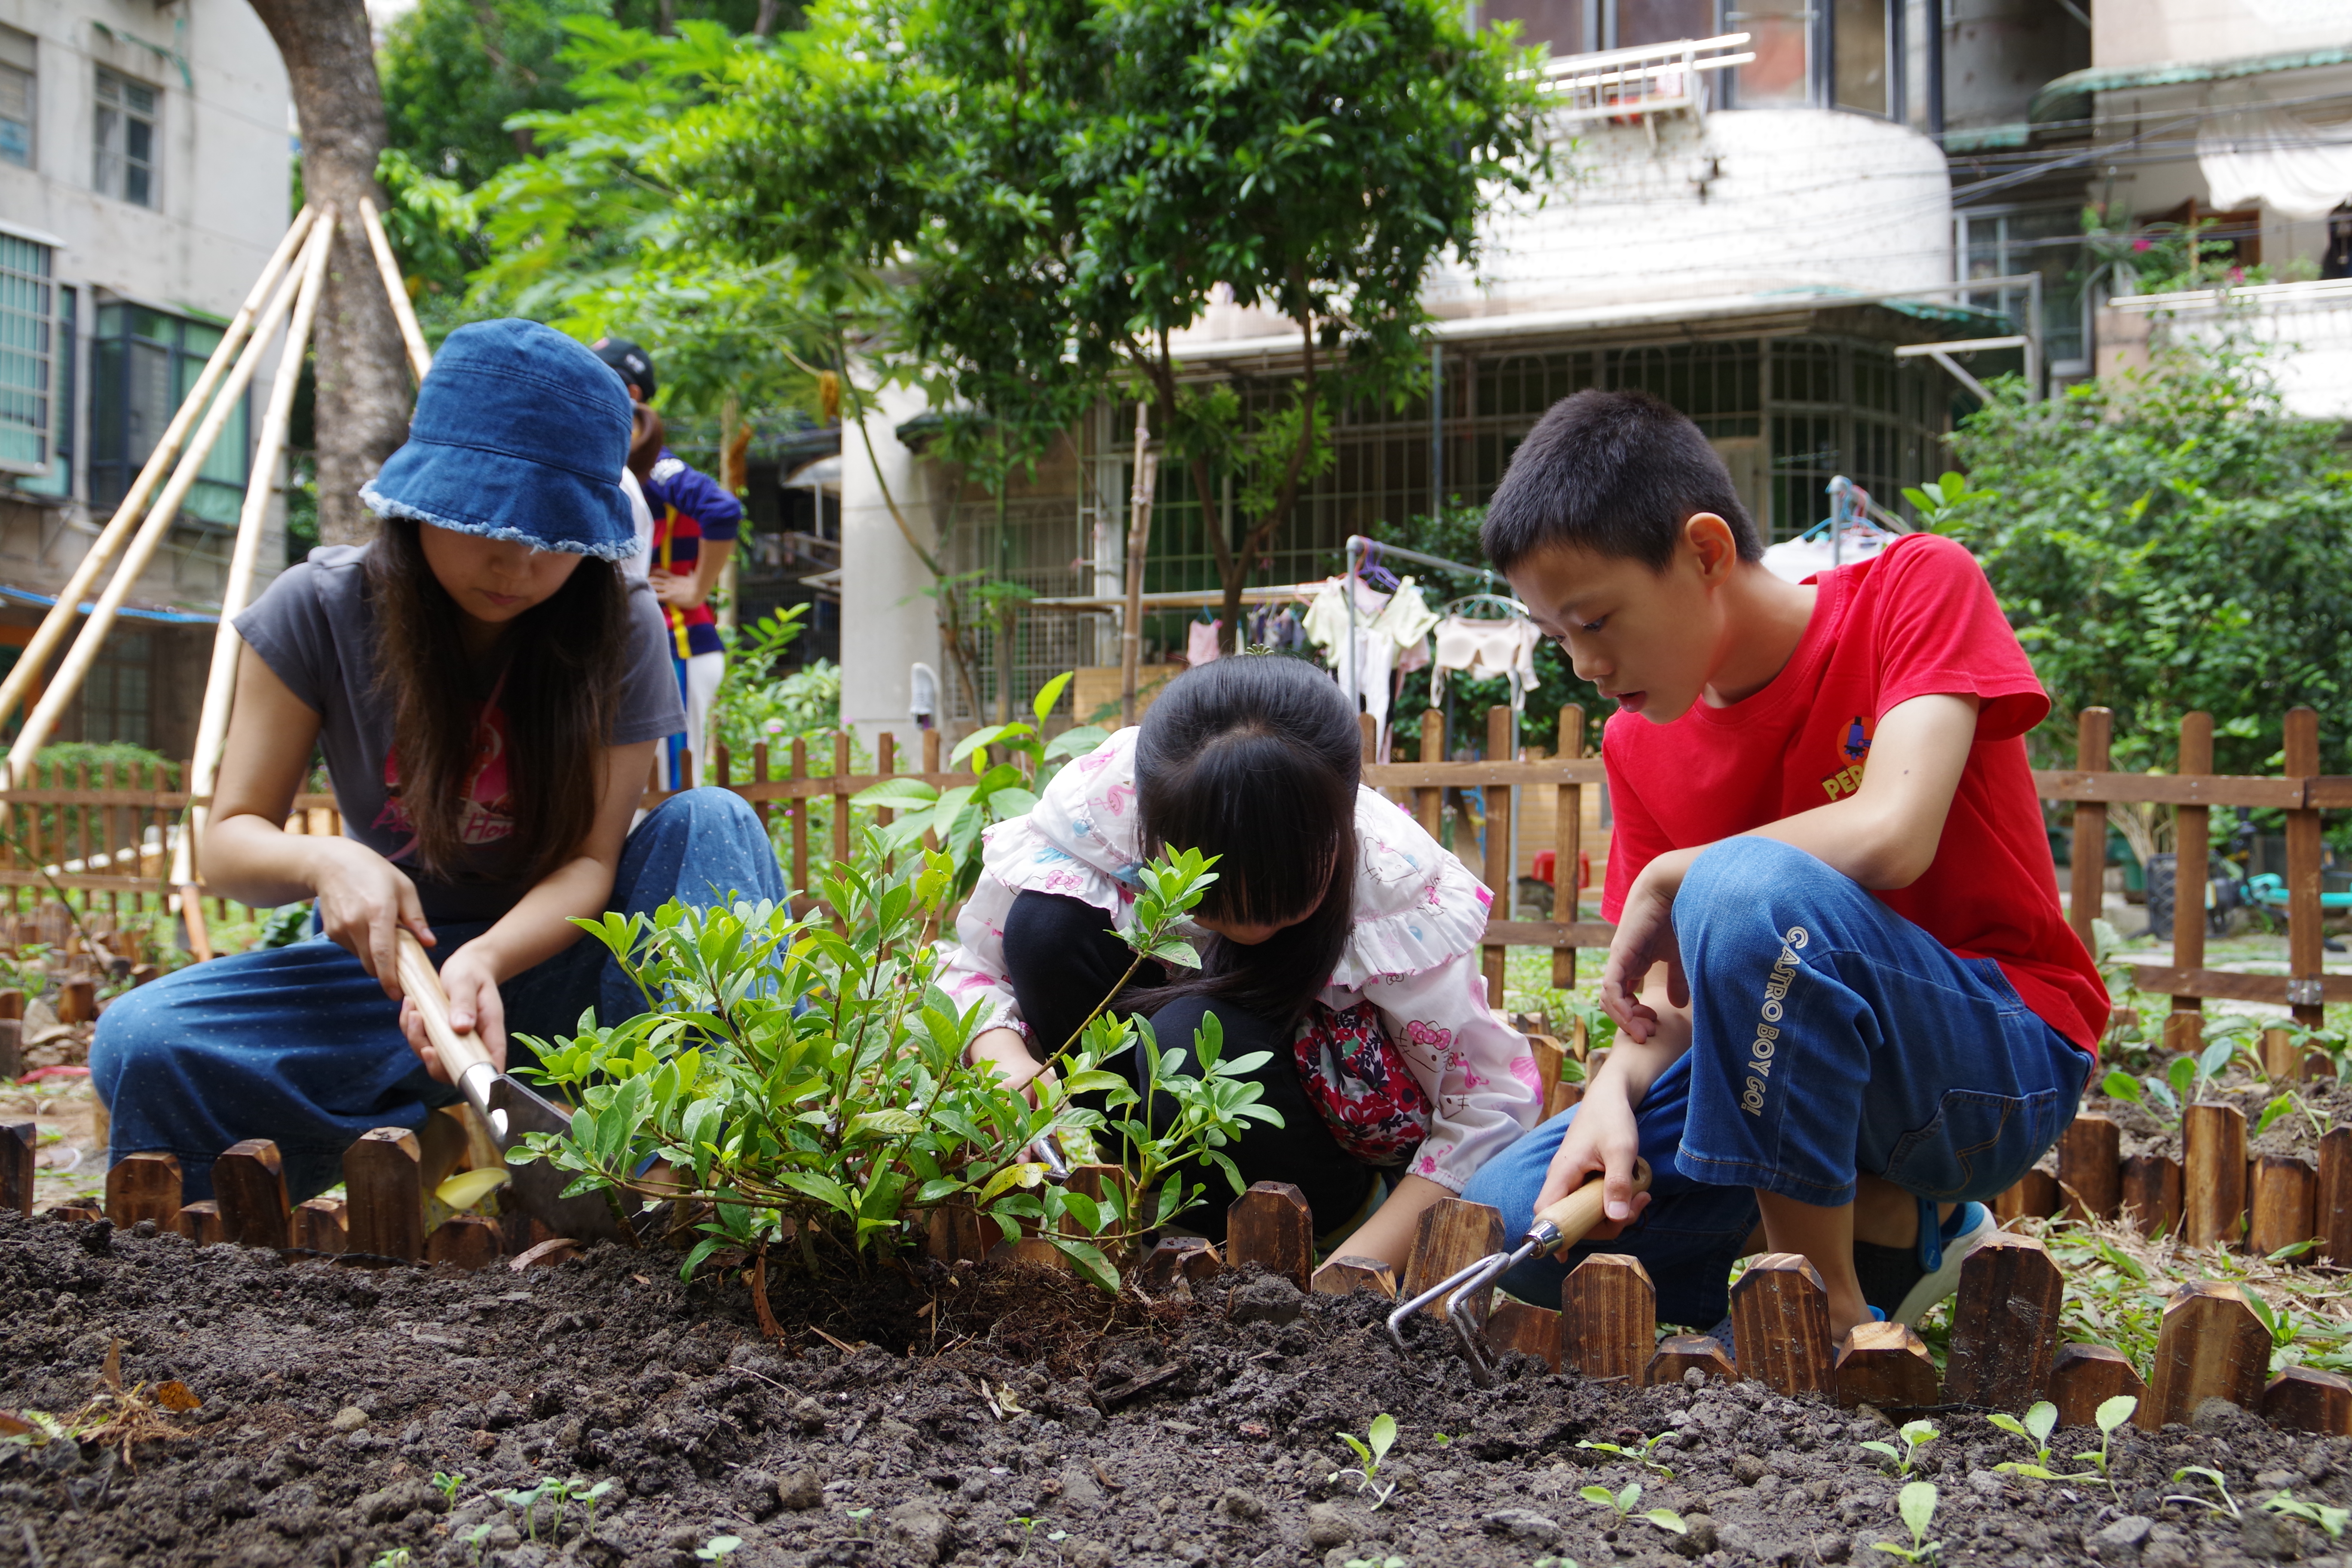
89, 320, 788, 1204
592, 338, 743, 787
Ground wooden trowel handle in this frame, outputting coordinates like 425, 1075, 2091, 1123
395, 930, 498, 1104
1530, 1158, 1654, 1257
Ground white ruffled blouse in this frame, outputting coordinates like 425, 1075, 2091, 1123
939, 727, 1541, 1194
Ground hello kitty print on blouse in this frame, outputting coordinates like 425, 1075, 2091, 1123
938, 726, 1540, 1194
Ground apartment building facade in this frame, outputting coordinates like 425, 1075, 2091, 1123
0, 0, 291, 757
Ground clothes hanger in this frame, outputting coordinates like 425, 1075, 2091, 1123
1440, 591, 1531, 621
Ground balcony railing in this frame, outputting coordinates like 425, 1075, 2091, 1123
2107, 276, 2352, 315
1537, 32, 1756, 126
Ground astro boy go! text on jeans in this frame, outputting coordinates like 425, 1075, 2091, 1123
1458, 389, 2106, 1341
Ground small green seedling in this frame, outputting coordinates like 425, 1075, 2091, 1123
2264, 1491, 2352, 1540
499, 1480, 556, 1541
2166, 1465, 2242, 1519
1989, 1401, 2060, 1475
1344, 1559, 1413, 1568
1872, 1480, 1942, 1563
1577, 1480, 1687, 1537
2244, 1284, 2304, 1359
369, 1551, 413, 1568
1860, 1418, 1940, 1477
1531, 1559, 1583, 1568
2071, 1395, 2140, 1483
464, 1522, 495, 1567
695, 1537, 742, 1562
430, 1471, 466, 1506
1575, 1430, 1675, 1479
1331, 1413, 1400, 1509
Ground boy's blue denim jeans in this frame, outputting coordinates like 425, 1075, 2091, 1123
1462, 836, 2090, 1329
90, 788, 787, 1205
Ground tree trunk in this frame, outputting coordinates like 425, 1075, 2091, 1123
247, 0, 410, 548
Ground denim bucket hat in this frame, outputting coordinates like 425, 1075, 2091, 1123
358, 318, 637, 560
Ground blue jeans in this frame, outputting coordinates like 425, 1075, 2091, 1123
1461, 836, 2089, 1328
90, 788, 787, 1204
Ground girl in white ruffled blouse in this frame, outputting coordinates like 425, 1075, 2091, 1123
940, 655, 1539, 1268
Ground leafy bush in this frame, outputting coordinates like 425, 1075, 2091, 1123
515, 834, 1277, 1291
1936, 331, 2352, 777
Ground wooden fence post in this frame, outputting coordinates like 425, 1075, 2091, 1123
2149, 1280, 2268, 1424
104, 1151, 181, 1228
831, 731, 852, 870
3, 1121, 33, 1217
1944, 1233, 2064, 1410
2121, 1152, 2184, 1239
2050, 1342, 2150, 1430
789, 737, 810, 905
1311, 1255, 1396, 1298
1481, 706, 1513, 1003
2184, 1102, 2248, 1249
2263, 1367, 2352, 1436
2069, 706, 2111, 952
2058, 1112, 2121, 1222
1415, 709, 1444, 842
1225, 1182, 1314, 1292
1834, 1321, 1938, 1409
2286, 707, 2326, 1031
1730, 1253, 1833, 1397
2318, 1127, 2352, 1264
211, 1138, 291, 1250
1556, 703, 1584, 990
293, 1195, 347, 1253
1557, 1254, 1654, 1384
1488, 1300, 1562, 1370
2165, 711, 2214, 1052
2248, 1154, 2317, 1259
345, 1127, 424, 1263
1645, 1334, 1737, 1387
1400, 1197, 1507, 1329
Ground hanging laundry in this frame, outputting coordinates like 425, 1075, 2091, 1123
1305, 576, 1439, 755
1432, 615, 1544, 713
1185, 616, 1224, 666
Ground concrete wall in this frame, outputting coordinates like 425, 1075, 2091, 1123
1425, 107, 1955, 316
1942, 0, 2090, 132
2093, 0, 2352, 72
0, 0, 293, 614
837, 382, 943, 757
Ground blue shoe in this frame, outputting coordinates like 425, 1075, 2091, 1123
1891, 1200, 1994, 1327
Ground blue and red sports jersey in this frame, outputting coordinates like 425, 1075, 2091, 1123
645, 450, 744, 659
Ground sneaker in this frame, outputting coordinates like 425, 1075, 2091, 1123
1889, 1200, 1995, 1327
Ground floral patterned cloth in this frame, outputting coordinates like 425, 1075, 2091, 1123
940, 726, 1540, 1194
1297, 999, 1434, 1165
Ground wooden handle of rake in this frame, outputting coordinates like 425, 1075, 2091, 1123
1532, 1158, 1654, 1258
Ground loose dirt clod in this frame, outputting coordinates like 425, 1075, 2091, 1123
8, 1210, 2352, 1567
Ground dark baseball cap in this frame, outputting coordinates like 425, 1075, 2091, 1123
589, 337, 657, 399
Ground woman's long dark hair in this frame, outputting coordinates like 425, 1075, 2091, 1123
1130, 656, 1362, 1029
366, 516, 631, 884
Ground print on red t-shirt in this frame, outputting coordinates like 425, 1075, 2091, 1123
1599, 533, 2108, 1055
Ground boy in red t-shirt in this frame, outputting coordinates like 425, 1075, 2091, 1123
1458, 390, 2103, 1340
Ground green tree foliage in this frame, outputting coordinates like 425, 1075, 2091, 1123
1936, 330, 2352, 775
656, 0, 1553, 648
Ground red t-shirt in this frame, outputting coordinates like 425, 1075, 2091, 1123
1599, 533, 2106, 1055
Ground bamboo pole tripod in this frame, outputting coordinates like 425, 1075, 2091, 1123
0, 199, 433, 959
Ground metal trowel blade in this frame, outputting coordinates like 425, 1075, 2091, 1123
487, 1075, 640, 1244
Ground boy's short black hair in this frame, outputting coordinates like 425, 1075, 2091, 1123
1480, 389, 1761, 574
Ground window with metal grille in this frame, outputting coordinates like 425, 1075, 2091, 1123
0, 24, 34, 169
89, 303, 248, 524
82, 628, 150, 747
0, 227, 53, 478
93, 67, 155, 207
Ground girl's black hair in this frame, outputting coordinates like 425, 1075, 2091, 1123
1130, 655, 1361, 1029
366, 516, 631, 884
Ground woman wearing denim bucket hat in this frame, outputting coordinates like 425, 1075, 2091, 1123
91, 320, 788, 1204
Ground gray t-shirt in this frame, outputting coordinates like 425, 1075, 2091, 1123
234, 544, 686, 923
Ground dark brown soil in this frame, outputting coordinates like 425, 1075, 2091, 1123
2079, 1070, 2352, 1164
7, 1211, 2352, 1568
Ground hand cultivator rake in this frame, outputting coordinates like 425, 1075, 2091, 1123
1387, 1159, 1652, 1386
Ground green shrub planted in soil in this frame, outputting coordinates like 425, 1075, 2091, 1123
511, 833, 1276, 1292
